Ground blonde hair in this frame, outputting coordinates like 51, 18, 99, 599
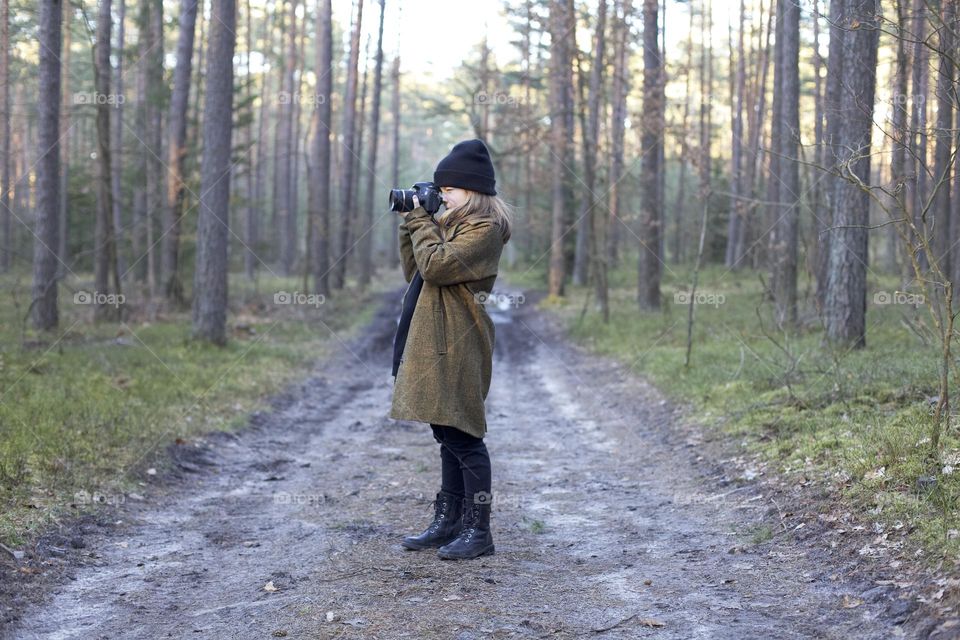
436, 190, 513, 245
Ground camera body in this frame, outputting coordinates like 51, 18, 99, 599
389, 181, 443, 215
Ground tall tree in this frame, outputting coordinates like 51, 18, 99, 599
359, 0, 386, 288
889, 0, 910, 277
698, 0, 713, 258
771, 0, 800, 326
111, 0, 127, 280
725, 0, 747, 269
57, 0, 71, 280
824, 0, 879, 348
0, 0, 9, 273
573, 0, 606, 288
32, 0, 62, 331
351, 35, 370, 278
908, 0, 928, 271
192, 0, 237, 344
242, 0, 256, 281
547, 0, 571, 296
740, 0, 773, 269
94, 0, 120, 322
673, 0, 695, 265
311, 0, 333, 295
388, 53, 400, 267
638, 0, 663, 310
334, 0, 363, 289
144, 0, 165, 294
274, 0, 297, 275
606, 0, 630, 277
162, 0, 199, 306
931, 0, 953, 279
817, 0, 844, 307
250, 3, 274, 279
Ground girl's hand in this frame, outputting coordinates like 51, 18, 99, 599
398, 195, 420, 219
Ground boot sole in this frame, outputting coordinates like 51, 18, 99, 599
437, 543, 495, 560
401, 536, 459, 551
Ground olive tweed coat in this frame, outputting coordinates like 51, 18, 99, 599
389, 206, 504, 438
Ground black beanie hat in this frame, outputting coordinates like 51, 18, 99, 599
433, 139, 497, 196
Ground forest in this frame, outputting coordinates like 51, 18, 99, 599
1, 0, 960, 635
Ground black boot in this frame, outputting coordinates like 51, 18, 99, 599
401, 491, 464, 550
437, 498, 494, 560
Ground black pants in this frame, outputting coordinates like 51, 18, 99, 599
430, 424, 492, 505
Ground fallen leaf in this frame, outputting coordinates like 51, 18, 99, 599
639, 618, 666, 627
841, 595, 863, 608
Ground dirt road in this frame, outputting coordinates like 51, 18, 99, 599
8, 286, 906, 639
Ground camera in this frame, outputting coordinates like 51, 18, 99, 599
389, 181, 443, 214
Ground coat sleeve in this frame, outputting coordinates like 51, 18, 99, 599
403, 207, 502, 287
398, 220, 417, 283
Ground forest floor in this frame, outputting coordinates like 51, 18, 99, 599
2, 282, 957, 639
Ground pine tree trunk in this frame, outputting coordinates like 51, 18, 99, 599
909, 0, 928, 271
32, 0, 62, 331
311, 0, 333, 295
932, 0, 953, 279
145, 0, 164, 296
824, 0, 878, 348
0, 0, 10, 272
94, 0, 119, 322
388, 53, 400, 267
192, 0, 236, 344
334, 0, 364, 289
359, 0, 386, 288
57, 0, 70, 280
547, 0, 570, 297
275, 0, 297, 275
572, 0, 605, 288
771, 0, 799, 326
638, 0, 663, 310
162, 0, 198, 307
725, 0, 747, 269
111, 0, 126, 281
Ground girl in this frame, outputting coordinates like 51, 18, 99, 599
389, 139, 512, 560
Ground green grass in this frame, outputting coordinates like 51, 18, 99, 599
0, 270, 397, 547
500, 261, 960, 567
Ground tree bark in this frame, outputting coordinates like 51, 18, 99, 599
162, 0, 199, 307
824, 0, 878, 348
274, 0, 298, 274
388, 53, 400, 267
311, 0, 333, 295
359, 0, 386, 288
32, 0, 62, 331
932, 0, 954, 279
94, 0, 120, 322
333, 0, 363, 289
638, 0, 663, 310
0, 0, 10, 272
111, 0, 126, 281
547, 0, 571, 296
192, 0, 237, 344
57, 0, 71, 280
607, 0, 630, 272
725, 0, 747, 269
572, 0, 606, 288
771, 0, 799, 326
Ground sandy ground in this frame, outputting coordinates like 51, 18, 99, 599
3, 285, 917, 639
